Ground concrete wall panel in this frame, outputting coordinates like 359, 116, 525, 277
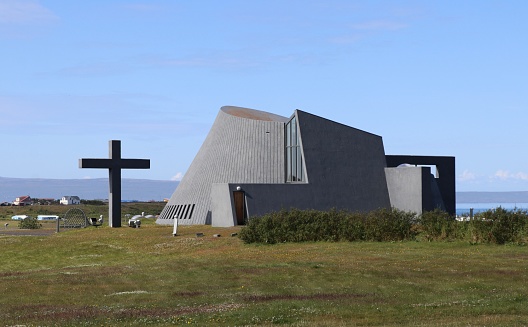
385, 167, 427, 214
386, 155, 455, 215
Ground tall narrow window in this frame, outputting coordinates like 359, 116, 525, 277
285, 116, 305, 182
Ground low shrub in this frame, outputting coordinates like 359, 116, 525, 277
338, 211, 365, 242
363, 208, 417, 242
18, 217, 42, 229
467, 207, 528, 244
419, 209, 457, 241
239, 208, 418, 244
239, 207, 528, 245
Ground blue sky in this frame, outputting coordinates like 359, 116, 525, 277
1, 0, 527, 192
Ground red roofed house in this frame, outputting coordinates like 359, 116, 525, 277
13, 195, 32, 206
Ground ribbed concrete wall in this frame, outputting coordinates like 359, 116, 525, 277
157, 106, 289, 225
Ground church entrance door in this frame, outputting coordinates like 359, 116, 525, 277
233, 191, 246, 225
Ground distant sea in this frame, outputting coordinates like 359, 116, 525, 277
2, 177, 528, 215
0, 177, 179, 203
456, 203, 528, 216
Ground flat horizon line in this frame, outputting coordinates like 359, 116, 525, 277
0, 176, 180, 182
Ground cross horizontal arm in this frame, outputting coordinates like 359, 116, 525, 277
79, 158, 150, 169
121, 159, 150, 169
79, 158, 112, 169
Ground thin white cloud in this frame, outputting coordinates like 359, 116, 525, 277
0, 96, 36, 128
494, 170, 511, 180
147, 53, 263, 70
515, 172, 528, 180
493, 170, 528, 181
171, 172, 183, 181
57, 62, 132, 77
155, 57, 210, 67
153, 54, 252, 68
0, 93, 205, 139
328, 18, 409, 46
329, 34, 363, 45
351, 20, 408, 31
119, 3, 165, 12
458, 169, 476, 182
0, 0, 57, 24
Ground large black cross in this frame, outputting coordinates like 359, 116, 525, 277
79, 140, 150, 227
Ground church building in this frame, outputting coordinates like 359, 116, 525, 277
156, 106, 455, 227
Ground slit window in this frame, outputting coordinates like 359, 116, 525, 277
168, 206, 176, 219
176, 205, 184, 219
285, 116, 305, 182
188, 204, 196, 220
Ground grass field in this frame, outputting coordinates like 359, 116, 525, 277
0, 217, 527, 326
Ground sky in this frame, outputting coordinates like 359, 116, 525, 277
1, 0, 527, 192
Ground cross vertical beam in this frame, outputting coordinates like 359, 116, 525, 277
79, 140, 150, 227
109, 140, 122, 228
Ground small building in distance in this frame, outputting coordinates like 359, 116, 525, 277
37, 215, 59, 221
13, 195, 32, 206
60, 196, 81, 205
157, 106, 455, 227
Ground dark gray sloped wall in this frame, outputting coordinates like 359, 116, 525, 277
292, 110, 391, 212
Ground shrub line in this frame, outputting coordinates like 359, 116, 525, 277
239, 207, 528, 245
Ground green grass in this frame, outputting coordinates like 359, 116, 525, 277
0, 222, 527, 326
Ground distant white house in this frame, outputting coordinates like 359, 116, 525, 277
60, 196, 81, 205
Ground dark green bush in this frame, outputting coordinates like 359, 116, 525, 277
467, 207, 528, 244
239, 207, 528, 245
363, 208, 417, 242
239, 208, 418, 244
421, 207, 528, 245
338, 211, 365, 242
419, 209, 456, 241
18, 217, 42, 229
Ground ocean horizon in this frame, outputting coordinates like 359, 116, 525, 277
456, 202, 528, 216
